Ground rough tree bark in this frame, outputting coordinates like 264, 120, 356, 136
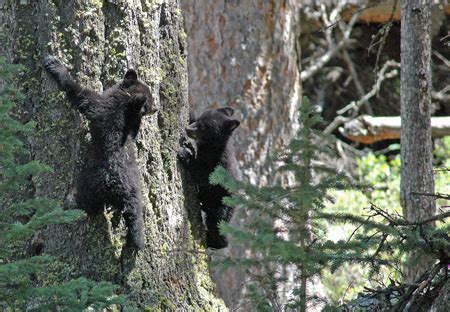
0, 0, 225, 310
181, 0, 302, 183
181, 1, 303, 309
400, 0, 436, 282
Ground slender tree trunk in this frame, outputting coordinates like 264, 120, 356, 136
181, 1, 303, 308
0, 0, 225, 309
400, 0, 435, 282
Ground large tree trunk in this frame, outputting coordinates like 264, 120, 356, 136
181, 1, 303, 308
400, 0, 436, 282
0, 0, 225, 309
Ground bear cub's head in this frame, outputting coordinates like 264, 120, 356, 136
121, 69, 157, 117
186, 107, 240, 145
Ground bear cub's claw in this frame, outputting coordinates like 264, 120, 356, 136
43, 55, 66, 76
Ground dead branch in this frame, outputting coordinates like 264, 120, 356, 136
301, 39, 350, 81
341, 48, 366, 101
339, 29, 374, 114
337, 60, 400, 116
366, 204, 450, 227
433, 50, 450, 68
369, 0, 398, 74
414, 211, 450, 226
301, 5, 361, 81
339, 115, 450, 144
324, 60, 400, 134
389, 211, 450, 227
410, 192, 450, 201
392, 263, 443, 312
431, 85, 450, 103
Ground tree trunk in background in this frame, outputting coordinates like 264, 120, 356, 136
182, 0, 302, 183
0, 0, 225, 310
400, 0, 435, 282
181, 1, 302, 308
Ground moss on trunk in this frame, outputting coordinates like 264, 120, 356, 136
0, 0, 225, 309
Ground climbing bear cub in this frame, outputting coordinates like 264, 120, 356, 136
179, 107, 241, 249
44, 55, 157, 250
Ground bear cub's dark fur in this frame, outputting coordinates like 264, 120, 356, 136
179, 107, 241, 249
44, 55, 157, 250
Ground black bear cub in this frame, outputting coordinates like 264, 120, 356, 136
179, 107, 241, 249
44, 55, 157, 250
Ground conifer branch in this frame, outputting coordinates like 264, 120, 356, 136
411, 192, 450, 201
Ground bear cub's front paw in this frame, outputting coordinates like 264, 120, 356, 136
178, 144, 196, 165
43, 55, 66, 76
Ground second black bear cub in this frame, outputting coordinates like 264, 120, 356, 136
180, 107, 241, 249
44, 56, 156, 250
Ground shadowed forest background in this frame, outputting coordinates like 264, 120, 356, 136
0, 0, 449, 311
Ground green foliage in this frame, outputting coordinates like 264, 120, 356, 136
357, 153, 401, 211
0, 56, 125, 310
211, 97, 449, 310
323, 141, 450, 303
336, 138, 449, 216
211, 97, 352, 310
31, 277, 124, 311
434, 136, 450, 163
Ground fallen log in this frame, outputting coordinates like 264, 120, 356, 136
341, 1, 450, 24
339, 115, 450, 144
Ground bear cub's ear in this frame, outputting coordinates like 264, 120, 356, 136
189, 111, 196, 124
226, 119, 240, 132
185, 122, 199, 139
124, 69, 138, 82
217, 107, 235, 117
